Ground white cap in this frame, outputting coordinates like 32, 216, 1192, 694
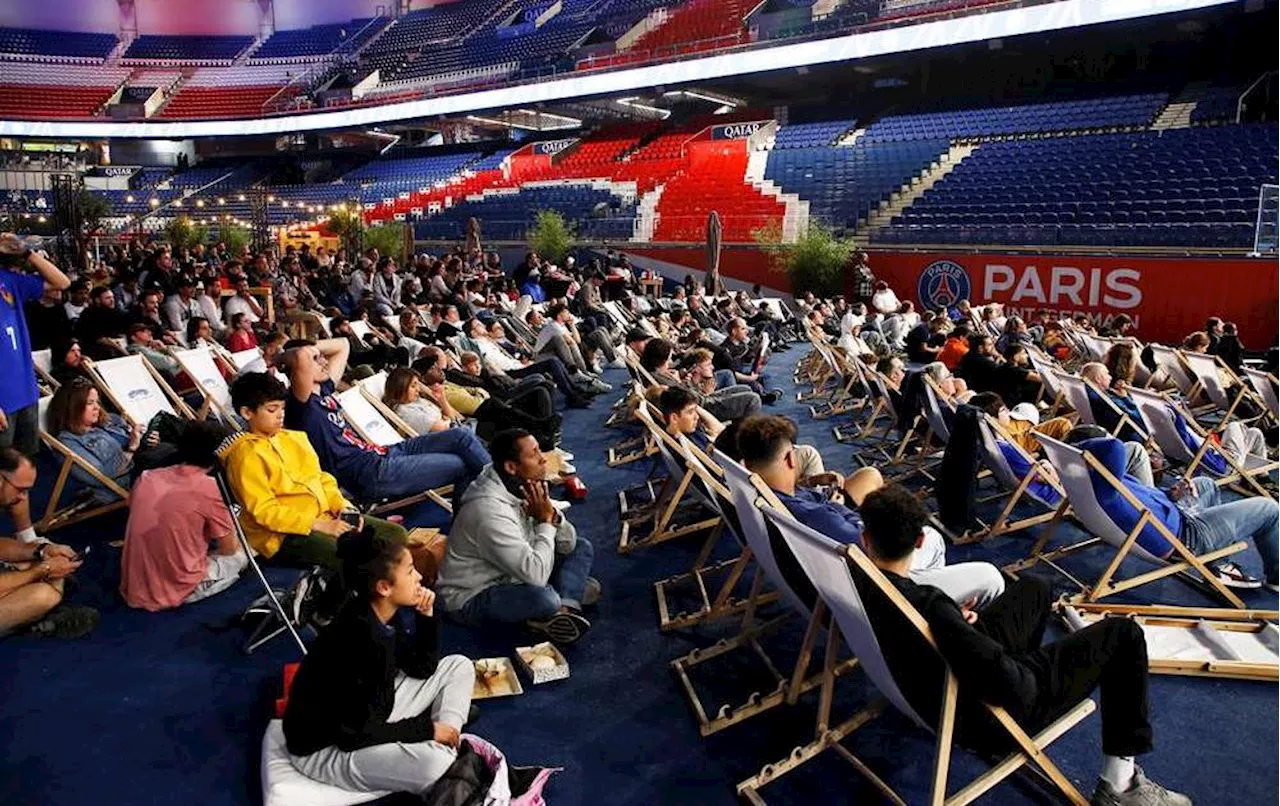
1008, 402, 1040, 425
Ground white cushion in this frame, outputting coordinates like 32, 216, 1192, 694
261, 720, 388, 806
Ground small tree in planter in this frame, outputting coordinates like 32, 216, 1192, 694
218, 223, 252, 255
327, 205, 364, 257
754, 221, 853, 298
163, 215, 208, 252
527, 210, 574, 265
364, 222, 408, 264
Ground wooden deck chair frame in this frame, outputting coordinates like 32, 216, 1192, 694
652, 435, 779, 632
1182, 350, 1269, 428
1027, 348, 1066, 415
857, 372, 930, 481
1127, 386, 1277, 498
617, 403, 720, 553
213, 468, 308, 656
33, 348, 59, 389
84, 353, 196, 427
1054, 370, 1146, 440
740, 502, 1097, 806
1243, 368, 1279, 419
173, 346, 239, 426
34, 394, 131, 532
332, 387, 453, 516
1024, 434, 1249, 609
960, 414, 1071, 546
1057, 601, 1279, 682
1148, 343, 1201, 400
810, 345, 871, 421
606, 377, 658, 467
671, 458, 855, 738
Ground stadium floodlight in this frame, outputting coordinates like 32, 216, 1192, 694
616, 97, 671, 119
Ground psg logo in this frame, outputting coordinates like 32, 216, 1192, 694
917, 260, 971, 310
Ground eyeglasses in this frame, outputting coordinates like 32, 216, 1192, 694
0, 472, 33, 496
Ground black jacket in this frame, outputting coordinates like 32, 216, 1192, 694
284, 602, 442, 756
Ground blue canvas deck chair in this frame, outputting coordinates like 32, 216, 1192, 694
966, 413, 1067, 544
670, 456, 855, 739
741, 500, 1096, 806
1028, 435, 1248, 608
1127, 386, 1276, 498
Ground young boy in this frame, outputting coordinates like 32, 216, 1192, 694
219, 372, 407, 575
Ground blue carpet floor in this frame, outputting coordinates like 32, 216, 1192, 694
0, 360, 1276, 806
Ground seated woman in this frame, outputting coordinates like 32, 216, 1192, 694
382, 366, 453, 434
47, 378, 178, 502
283, 526, 476, 797
922, 361, 973, 404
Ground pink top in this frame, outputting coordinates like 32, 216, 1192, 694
120, 465, 234, 612
227, 329, 259, 352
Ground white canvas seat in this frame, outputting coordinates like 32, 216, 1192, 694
740, 503, 1095, 805
1182, 350, 1265, 426
1027, 348, 1066, 412
1149, 344, 1197, 397
1243, 368, 1279, 418
261, 720, 385, 806
230, 347, 267, 374
89, 353, 191, 426
173, 346, 237, 424
1033, 434, 1247, 608
334, 386, 404, 447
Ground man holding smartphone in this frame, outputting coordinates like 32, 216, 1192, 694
0, 448, 98, 638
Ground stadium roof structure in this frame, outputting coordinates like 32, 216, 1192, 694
0, 0, 1236, 139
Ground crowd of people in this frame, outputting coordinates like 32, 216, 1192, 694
0, 230, 1275, 805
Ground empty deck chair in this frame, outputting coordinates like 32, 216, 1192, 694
1243, 368, 1279, 419
741, 503, 1096, 806
173, 346, 238, 425
87, 353, 194, 427
1029, 435, 1247, 608
1182, 350, 1269, 426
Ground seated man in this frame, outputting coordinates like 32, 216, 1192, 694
283, 526, 475, 798
858, 484, 1187, 806
642, 338, 761, 422
125, 321, 181, 383
439, 429, 598, 644
736, 414, 1005, 609
282, 337, 489, 509
1080, 434, 1277, 590
120, 421, 248, 611
1081, 363, 1149, 444
221, 373, 407, 579
0, 449, 98, 638
465, 317, 592, 406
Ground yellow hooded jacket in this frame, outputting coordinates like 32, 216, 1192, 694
216, 429, 349, 558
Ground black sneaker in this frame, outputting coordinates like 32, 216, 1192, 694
28, 605, 99, 639
527, 610, 590, 645
566, 395, 592, 409
762, 389, 783, 405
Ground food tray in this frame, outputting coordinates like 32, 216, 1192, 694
515, 642, 570, 684
472, 657, 524, 699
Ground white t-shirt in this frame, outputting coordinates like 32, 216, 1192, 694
871, 288, 901, 315
223, 294, 260, 324
395, 399, 442, 434
476, 338, 522, 372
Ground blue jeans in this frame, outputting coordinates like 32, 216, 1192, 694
1179, 476, 1279, 584
713, 369, 737, 390
366, 430, 491, 505
453, 537, 595, 624
509, 358, 577, 400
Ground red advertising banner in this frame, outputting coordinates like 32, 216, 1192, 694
867, 250, 1279, 347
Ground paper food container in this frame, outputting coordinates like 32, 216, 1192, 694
472, 657, 524, 699
515, 642, 570, 684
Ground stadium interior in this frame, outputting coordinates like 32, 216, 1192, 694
0, 0, 1276, 805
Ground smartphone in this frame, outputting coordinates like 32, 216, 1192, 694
75, 545, 92, 562
340, 511, 362, 527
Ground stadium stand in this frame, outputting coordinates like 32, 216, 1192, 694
0, 63, 130, 119
123, 34, 256, 63
251, 18, 384, 62
0, 25, 117, 60
415, 184, 637, 241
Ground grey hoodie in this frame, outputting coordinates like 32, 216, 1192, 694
437, 464, 577, 613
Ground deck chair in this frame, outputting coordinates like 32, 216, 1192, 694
331, 386, 453, 515
87, 353, 194, 426
1243, 368, 1279, 419
967, 414, 1068, 544
1182, 351, 1268, 427
741, 504, 1097, 806
173, 347, 239, 425
33, 349, 58, 388
1027, 349, 1066, 414
1059, 601, 1278, 682
229, 347, 267, 374
1148, 344, 1198, 398
1127, 386, 1276, 498
671, 454, 854, 739
1028, 434, 1248, 608
213, 467, 308, 655
618, 404, 720, 553
34, 394, 131, 532
652, 434, 776, 632
1054, 370, 1144, 439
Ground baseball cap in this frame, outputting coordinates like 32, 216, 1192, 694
1008, 402, 1040, 425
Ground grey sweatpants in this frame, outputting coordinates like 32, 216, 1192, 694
290, 656, 474, 795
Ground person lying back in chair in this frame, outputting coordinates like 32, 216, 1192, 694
1079, 434, 1278, 591
736, 414, 1005, 610
857, 483, 1189, 806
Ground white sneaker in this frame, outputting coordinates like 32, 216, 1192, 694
1213, 561, 1263, 589
1090, 766, 1191, 806
607, 357, 627, 369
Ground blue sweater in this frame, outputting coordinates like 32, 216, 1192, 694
1079, 436, 1179, 558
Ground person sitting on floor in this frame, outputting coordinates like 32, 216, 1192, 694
120, 420, 248, 612
1079, 433, 1278, 590
220, 372, 407, 597
736, 414, 1005, 609
282, 337, 489, 510
856, 483, 1189, 806
0, 448, 98, 638
438, 429, 599, 644
283, 525, 476, 797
